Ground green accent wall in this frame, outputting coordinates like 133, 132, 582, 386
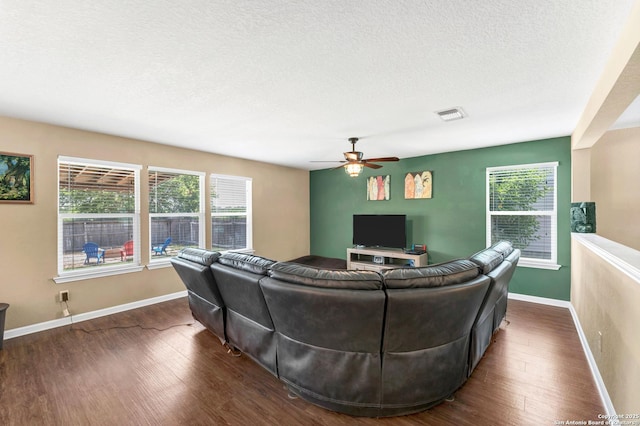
310, 136, 572, 300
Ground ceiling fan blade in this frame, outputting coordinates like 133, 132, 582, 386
310, 160, 346, 163
362, 157, 399, 162
363, 163, 383, 169
322, 138, 399, 173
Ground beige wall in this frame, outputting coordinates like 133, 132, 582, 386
569, 0, 640, 415
570, 147, 591, 202
0, 116, 310, 329
591, 127, 640, 251
571, 238, 640, 413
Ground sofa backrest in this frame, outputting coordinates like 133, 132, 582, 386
380, 260, 487, 352
489, 246, 520, 328
382, 275, 490, 353
380, 260, 490, 407
170, 248, 223, 307
268, 261, 382, 290
481, 240, 521, 266
467, 242, 520, 375
261, 262, 386, 410
490, 241, 513, 258
382, 259, 480, 288
472, 243, 520, 327
216, 251, 275, 275
503, 249, 520, 266
211, 252, 276, 330
262, 262, 385, 351
468, 247, 503, 274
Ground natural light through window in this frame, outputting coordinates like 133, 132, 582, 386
56, 157, 142, 282
486, 162, 559, 270
210, 175, 252, 252
148, 167, 205, 262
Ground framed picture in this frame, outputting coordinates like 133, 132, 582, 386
404, 171, 432, 199
367, 175, 390, 201
0, 152, 34, 204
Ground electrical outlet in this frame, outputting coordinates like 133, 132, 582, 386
59, 290, 69, 303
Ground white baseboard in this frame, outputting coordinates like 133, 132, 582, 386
508, 292, 616, 418
4, 290, 187, 340
507, 291, 571, 308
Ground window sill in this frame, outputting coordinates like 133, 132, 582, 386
516, 259, 562, 271
146, 260, 173, 270
54, 265, 145, 284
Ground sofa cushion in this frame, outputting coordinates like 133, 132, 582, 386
177, 248, 220, 266
504, 248, 520, 265
469, 248, 503, 274
269, 262, 382, 290
287, 255, 347, 270
382, 259, 480, 289
217, 252, 275, 275
490, 241, 514, 258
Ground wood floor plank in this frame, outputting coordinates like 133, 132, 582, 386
0, 298, 605, 425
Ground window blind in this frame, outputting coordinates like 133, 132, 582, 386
57, 158, 140, 275
59, 163, 136, 214
148, 168, 204, 257
211, 176, 248, 214
487, 162, 558, 265
210, 175, 251, 251
148, 170, 200, 214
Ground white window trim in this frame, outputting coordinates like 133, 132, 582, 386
148, 167, 206, 265
55, 156, 142, 283
54, 265, 145, 284
486, 161, 560, 270
210, 174, 253, 252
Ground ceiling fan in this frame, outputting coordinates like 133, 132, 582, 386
313, 137, 399, 177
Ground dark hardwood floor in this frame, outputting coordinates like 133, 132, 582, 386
0, 298, 604, 425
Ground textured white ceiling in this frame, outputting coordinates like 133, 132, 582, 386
0, 0, 636, 169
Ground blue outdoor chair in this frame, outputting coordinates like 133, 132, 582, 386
83, 242, 105, 264
152, 237, 172, 256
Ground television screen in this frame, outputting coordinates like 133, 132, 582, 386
353, 214, 406, 249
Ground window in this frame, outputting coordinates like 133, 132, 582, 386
56, 157, 141, 281
210, 175, 252, 252
149, 167, 205, 262
486, 162, 559, 270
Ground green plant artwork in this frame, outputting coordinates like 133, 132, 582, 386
0, 152, 33, 203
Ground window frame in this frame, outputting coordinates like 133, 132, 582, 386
486, 161, 560, 270
210, 174, 253, 253
148, 166, 206, 267
54, 156, 143, 283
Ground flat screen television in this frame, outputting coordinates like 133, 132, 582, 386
353, 214, 406, 249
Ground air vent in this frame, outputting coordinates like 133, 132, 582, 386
436, 107, 466, 122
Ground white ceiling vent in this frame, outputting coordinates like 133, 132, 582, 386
436, 107, 466, 122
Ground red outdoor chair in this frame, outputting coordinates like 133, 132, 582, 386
120, 240, 134, 261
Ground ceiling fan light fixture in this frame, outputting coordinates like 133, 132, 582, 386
436, 107, 466, 122
344, 163, 364, 177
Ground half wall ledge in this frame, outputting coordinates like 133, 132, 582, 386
571, 233, 640, 283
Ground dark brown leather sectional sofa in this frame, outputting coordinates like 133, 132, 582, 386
170, 242, 520, 417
